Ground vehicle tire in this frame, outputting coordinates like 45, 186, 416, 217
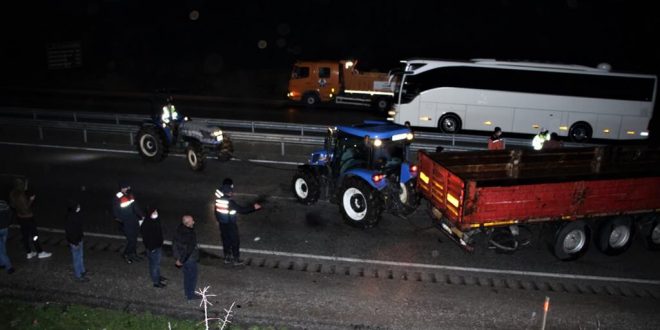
373, 97, 391, 112
137, 126, 165, 162
340, 178, 382, 228
291, 169, 320, 205
640, 214, 660, 250
185, 143, 206, 171
302, 93, 320, 107
569, 122, 592, 142
552, 221, 591, 261
398, 179, 418, 215
438, 113, 462, 133
595, 216, 634, 256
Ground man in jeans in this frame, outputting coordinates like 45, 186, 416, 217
9, 178, 51, 260
65, 201, 88, 282
0, 200, 15, 274
141, 208, 166, 288
173, 215, 199, 301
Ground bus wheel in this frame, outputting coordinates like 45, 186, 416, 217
569, 122, 592, 142
595, 216, 633, 256
302, 93, 320, 107
438, 114, 461, 133
552, 221, 590, 261
640, 214, 660, 250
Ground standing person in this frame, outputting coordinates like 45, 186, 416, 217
532, 130, 550, 150
214, 178, 261, 266
112, 182, 144, 264
173, 215, 199, 301
141, 208, 166, 288
487, 126, 505, 150
0, 200, 15, 274
543, 132, 564, 149
9, 178, 51, 260
65, 200, 88, 282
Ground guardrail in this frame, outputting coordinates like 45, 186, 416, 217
0, 106, 599, 155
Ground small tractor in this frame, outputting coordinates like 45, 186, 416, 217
291, 121, 419, 227
136, 99, 233, 171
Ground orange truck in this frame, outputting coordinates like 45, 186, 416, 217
287, 60, 395, 112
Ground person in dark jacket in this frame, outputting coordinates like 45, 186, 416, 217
9, 178, 51, 260
173, 215, 199, 300
141, 208, 166, 288
112, 182, 144, 264
0, 200, 15, 274
214, 178, 261, 266
65, 201, 88, 282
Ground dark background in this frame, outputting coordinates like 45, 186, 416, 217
0, 0, 658, 99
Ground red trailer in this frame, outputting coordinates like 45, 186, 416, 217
417, 146, 660, 260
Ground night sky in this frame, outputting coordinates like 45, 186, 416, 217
1, 1, 658, 96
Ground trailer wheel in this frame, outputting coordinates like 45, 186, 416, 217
340, 178, 382, 228
137, 126, 165, 162
438, 113, 462, 133
640, 214, 660, 250
595, 216, 633, 256
291, 169, 320, 205
553, 221, 591, 261
185, 143, 206, 171
302, 93, 320, 107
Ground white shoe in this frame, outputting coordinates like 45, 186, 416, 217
27, 252, 37, 259
37, 251, 52, 259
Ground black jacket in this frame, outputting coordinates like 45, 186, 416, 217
172, 224, 199, 263
65, 210, 84, 245
0, 200, 11, 229
140, 217, 164, 250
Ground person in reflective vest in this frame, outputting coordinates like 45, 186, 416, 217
487, 126, 505, 150
112, 182, 144, 264
214, 178, 261, 266
161, 96, 179, 125
532, 130, 550, 150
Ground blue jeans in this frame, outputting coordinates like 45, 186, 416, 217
182, 258, 198, 300
0, 228, 12, 271
147, 248, 162, 285
69, 242, 85, 278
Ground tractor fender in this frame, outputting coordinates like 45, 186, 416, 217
399, 161, 416, 183
342, 168, 386, 191
140, 121, 172, 145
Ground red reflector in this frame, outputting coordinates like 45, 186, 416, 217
410, 165, 418, 172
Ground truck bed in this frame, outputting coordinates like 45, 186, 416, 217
417, 146, 660, 229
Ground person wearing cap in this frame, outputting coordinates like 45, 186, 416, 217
141, 208, 167, 288
214, 178, 261, 266
9, 178, 52, 260
532, 129, 551, 150
65, 200, 88, 282
487, 126, 505, 150
112, 182, 144, 264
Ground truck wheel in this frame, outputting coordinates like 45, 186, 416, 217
137, 126, 165, 162
640, 214, 660, 250
552, 221, 590, 261
185, 143, 206, 171
373, 97, 391, 112
438, 113, 462, 133
595, 216, 633, 256
340, 178, 382, 228
291, 169, 320, 205
302, 93, 320, 107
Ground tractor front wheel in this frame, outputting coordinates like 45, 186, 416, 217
185, 143, 206, 171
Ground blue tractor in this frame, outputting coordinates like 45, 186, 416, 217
136, 97, 233, 171
291, 121, 419, 227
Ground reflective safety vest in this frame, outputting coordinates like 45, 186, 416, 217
214, 189, 236, 223
116, 192, 135, 208
532, 133, 549, 150
161, 104, 178, 124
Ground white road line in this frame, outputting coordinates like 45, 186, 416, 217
27, 226, 660, 286
0, 141, 302, 166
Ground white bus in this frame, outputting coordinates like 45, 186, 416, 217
388, 58, 657, 141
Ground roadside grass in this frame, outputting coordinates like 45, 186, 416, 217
0, 300, 282, 330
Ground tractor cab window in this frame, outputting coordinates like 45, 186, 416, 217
334, 134, 369, 175
373, 140, 406, 171
291, 66, 309, 79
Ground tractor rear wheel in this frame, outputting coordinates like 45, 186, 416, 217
185, 143, 206, 171
340, 178, 382, 228
137, 126, 165, 162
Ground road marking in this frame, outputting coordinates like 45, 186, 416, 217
0, 141, 302, 166
27, 226, 660, 286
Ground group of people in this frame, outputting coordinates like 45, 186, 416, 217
0, 176, 261, 302
487, 127, 563, 150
